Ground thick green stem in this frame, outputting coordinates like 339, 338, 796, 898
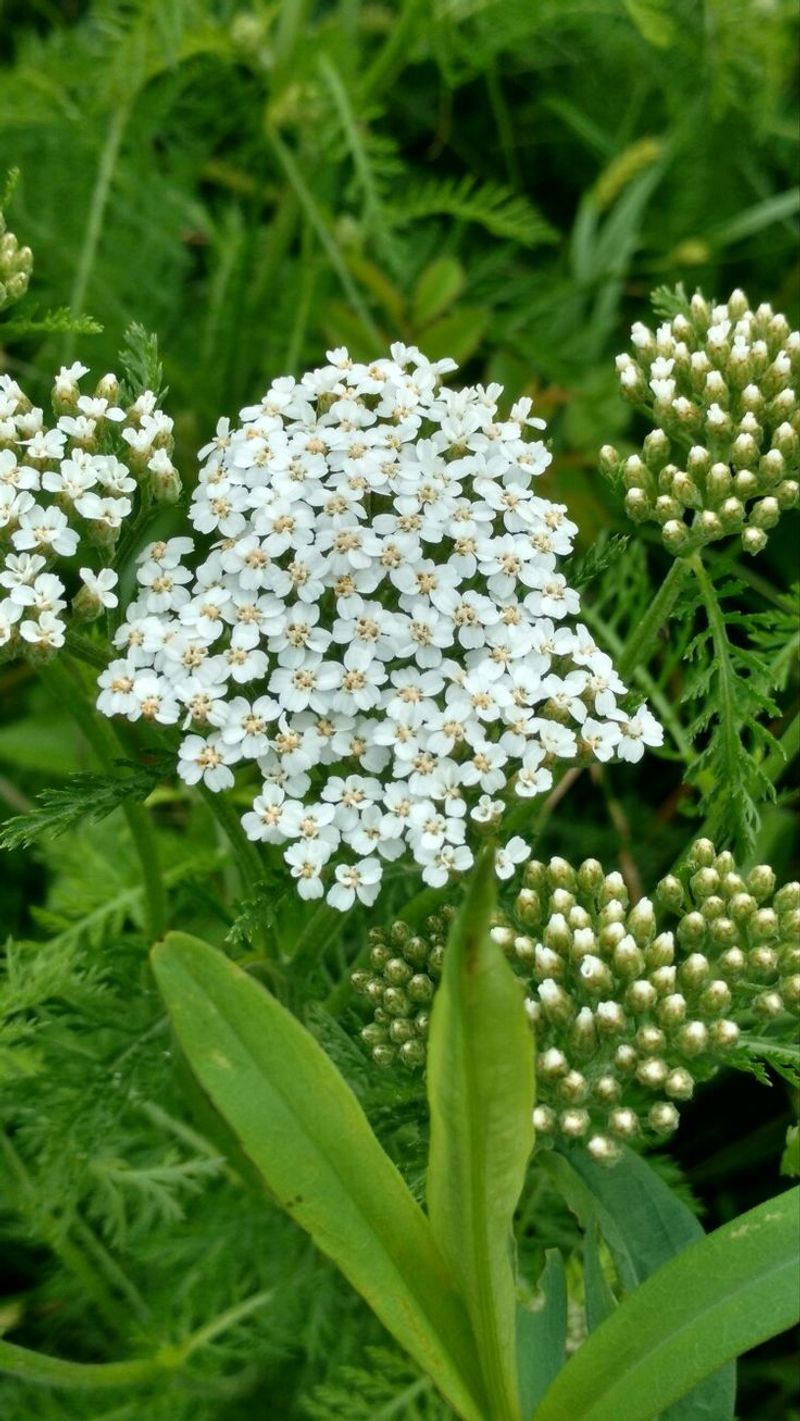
38, 657, 166, 941
617, 556, 692, 682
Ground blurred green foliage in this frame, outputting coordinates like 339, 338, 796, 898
0, 1, 798, 1417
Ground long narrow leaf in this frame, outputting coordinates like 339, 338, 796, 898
545, 1146, 736, 1419
426, 850, 535, 1421
534, 1188, 800, 1421
151, 933, 488, 1421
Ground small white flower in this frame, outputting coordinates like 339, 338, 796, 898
327, 858, 382, 910
178, 733, 236, 790
495, 836, 531, 880
78, 567, 119, 609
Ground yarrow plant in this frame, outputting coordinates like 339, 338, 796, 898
0, 165, 798, 1421
98, 346, 661, 908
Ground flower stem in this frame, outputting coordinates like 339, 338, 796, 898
195, 784, 264, 900
617, 556, 692, 682
38, 656, 166, 941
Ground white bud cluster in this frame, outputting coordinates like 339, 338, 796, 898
97, 345, 662, 909
354, 842, 799, 1164
0, 205, 32, 311
607, 290, 799, 556
0, 365, 179, 662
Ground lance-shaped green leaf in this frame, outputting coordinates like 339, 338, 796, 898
426, 849, 535, 1421
544, 1145, 736, 1420
534, 1187, 800, 1421
151, 933, 488, 1421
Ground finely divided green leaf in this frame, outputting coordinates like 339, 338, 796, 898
534, 1188, 800, 1421
151, 933, 488, 1421
426, 850, 535, 1421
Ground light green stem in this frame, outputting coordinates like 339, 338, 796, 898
617, 556, 692, 682
38, 657, 166, 941
65, 102, 130, 361
267, 129, 382, 348
0, 1338, 168, 1391
0, 1289, 273, 1390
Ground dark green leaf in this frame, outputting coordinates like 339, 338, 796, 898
516, 1251, 567, 1418
534, 1188, 800, 1421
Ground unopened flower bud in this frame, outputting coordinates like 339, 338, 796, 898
609, 1107, 638, 1139
625, 488, 653, 522
658, 993, 687, 1027
665, 1067, 695, 1099
626, 979, 657, 1012
749, 496, 780, 530
533, 1105, 557, 1133
677, 1021, 709, 1055
754, 990, 784, 1018
638, 1057, 669, 1088
539, 979, 575, 1024
649, 1102, 680, 1135
599, 444, 621, 478
677, 912, 707, 948
539, 1047, 568, 1078
636, 1024, 666, 1054
705, 461, 732, 502
558, 1069, 588, 1103
399, 1039, 426, 1068
719, 497, 745, 529
776, 479, 799, 510
679, 952, 710, 988
645, 931, 675, 969
587, 1133, 620, 1164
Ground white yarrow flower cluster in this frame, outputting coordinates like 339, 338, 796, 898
0, 363, 178, 661
98, 345, 662, 908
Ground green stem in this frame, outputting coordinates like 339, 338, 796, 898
38, 657, 166, 941
0, 1285, 273, 1391
65, 102, 130, 361
762, 706, 800, 784
360, 0, 426, 98
0, 1338, 169, 1391
689, 552, 739, 805
267, 129, 383, 349
617, 556, 691, 682
196, 785, 263, 899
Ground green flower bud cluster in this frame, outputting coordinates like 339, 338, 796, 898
604, 289, 799, 557
0, 207, 33, 312
352, 910, 455, 1069
353, 842, 799, 1165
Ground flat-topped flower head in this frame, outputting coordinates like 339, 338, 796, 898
605, 289, 799, 557
99, 345, 662, 908
0, 363, 179, 665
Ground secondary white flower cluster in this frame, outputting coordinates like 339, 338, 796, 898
0, 363, 178, 661
98, 345, 662, 909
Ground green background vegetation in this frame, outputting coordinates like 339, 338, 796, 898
0, 1, 797, 1417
